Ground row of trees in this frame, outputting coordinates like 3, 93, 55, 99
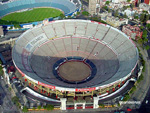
0, 60, 3, 75
22, 104, 54, 112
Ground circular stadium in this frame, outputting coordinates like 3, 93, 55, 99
12, 20, 138, 106
0, 0, 81, 24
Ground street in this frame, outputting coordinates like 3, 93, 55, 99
0, 78, 20, 113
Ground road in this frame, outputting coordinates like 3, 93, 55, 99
138, 29, 150, 113
0, 78, 21, 113
0, 30, 24, 42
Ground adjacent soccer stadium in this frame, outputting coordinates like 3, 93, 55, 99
12, 20, 138, 108
0, 0, 81, 24
1, 8, 63, 24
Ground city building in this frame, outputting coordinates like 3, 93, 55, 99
135, 0, 150, 5
112, 0, 135, 3
144, 0, 150, 4
139, 3, 150, 11
89, 0, 101, 15
106, 16, 128, 27
0, 26, 4, 37
122, 24, 143, 40
98, 11, 112, 20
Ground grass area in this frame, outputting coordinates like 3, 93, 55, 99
0, 8, 63, 25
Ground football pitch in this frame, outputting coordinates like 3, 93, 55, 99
0, 8, 63, 24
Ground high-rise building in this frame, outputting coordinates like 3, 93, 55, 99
89, 0, 101, 15
144, 0, 150, 4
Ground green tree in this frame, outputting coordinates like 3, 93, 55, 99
37, 105, 41, 110
0, 66, 3, 75
145, 14, 150, 22
146, 24, 150, 30
114, 10, 119, 17
140, 13, 145, 22
14, 24, 21, 29
145, 45, 150, 50
123, 6, 129, 11
137, 38, 143, 45
130, 3, 135, 9
143, 37, 148, 43
102, 6, 108, 11
46, 104, 54, 111
12, 96, 19, 104
142, 30, 147, 38
123, 93, 130, 101
105, 1, 110, 5
127, 0, 131, 2
59, 14, 65, 19
22, 106, 28, 112
123, 13, 128, 18
82, 11, 89, 16
43, 105, 47, 109
139, 26, 144, 30
77, 12, 80, 15
108, 8, 111, 13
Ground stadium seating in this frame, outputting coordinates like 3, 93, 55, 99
12, 20, 138, 89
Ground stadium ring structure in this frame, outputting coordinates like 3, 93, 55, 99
12, 19, 138, 108
0, 0, 81, 18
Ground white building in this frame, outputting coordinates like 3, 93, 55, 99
0, 26, 4, 37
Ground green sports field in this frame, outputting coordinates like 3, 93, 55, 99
0, 8, 63, 25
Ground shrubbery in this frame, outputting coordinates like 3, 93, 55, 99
22, 106, 28, 112
123, 93, 130, 101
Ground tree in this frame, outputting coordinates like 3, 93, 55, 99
46, 104, 54, 111
123, 13, 128, 18
143, 37, 148, 43
146, 24, 150, 30
140, 13, 145, 22
22, 106, 28, 112
139, 26, 144, 30
135, 16, 139, 19
37, 105, 41, 110
43, 105, 47, 109
0, 66, 3, 75
59, 14, 65, 19
142, 30, 147, 38
130, 3, 135, 9
14, 24, 21, 29
145, 45, 150, 50
108, 8, 111, 13
145, 14, 150, 22
102, 6, 108, 11
12, 96, 19, 104
77, 12, 80, 15
137, 38, 143, 45
127, 0, 131, 2
105, 1, 110, 5
114, 10, 119, 17
82, 11, 89, 16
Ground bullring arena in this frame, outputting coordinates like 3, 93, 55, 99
12, 19, 138, 110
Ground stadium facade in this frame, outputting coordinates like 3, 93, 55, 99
12, 19, 138, 110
